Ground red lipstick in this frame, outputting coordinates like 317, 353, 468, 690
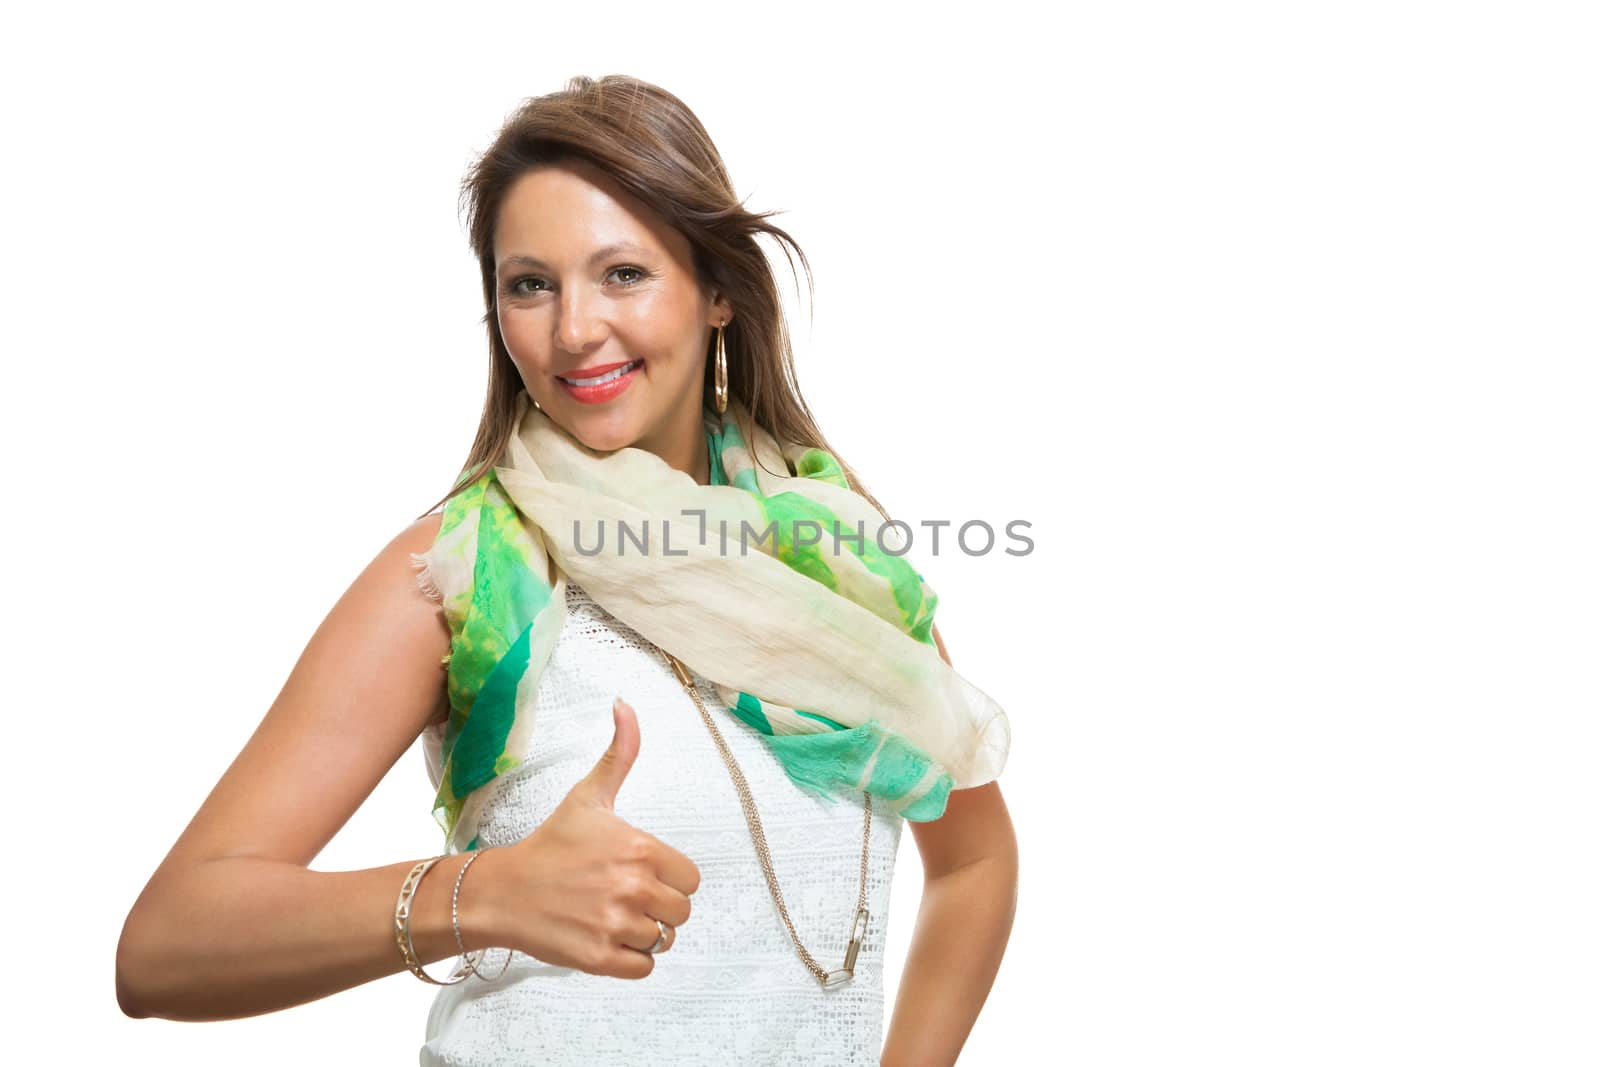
555, 359, 644, 404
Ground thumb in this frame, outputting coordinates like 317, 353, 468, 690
581, 697, 641, 811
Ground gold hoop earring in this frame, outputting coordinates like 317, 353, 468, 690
714, 321, 729, 414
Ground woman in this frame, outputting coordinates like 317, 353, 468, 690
116, 75, 1017, 1065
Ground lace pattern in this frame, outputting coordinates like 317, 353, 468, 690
418, 582, 905, 1066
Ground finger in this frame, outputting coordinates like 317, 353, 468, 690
600, 943, 656, 980
621, 912, 674, 955
575, 698, 641, 811
643, 881, 693, 930
648, 842, 701, 898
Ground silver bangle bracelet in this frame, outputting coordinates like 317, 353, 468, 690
453, 849, 513, 982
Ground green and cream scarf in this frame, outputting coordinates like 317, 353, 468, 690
415, 390, 1011, 854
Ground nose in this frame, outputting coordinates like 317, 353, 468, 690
555, 285, 609, 355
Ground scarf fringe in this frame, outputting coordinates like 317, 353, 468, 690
409, 551, 443, 604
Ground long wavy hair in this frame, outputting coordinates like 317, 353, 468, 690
418, 74, 888, 522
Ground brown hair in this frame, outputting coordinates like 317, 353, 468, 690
418, 74, 889, 521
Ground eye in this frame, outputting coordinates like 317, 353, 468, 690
608, 265, 648, 286
505, 275, 548, 296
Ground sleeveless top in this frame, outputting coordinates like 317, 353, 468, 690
417, 580, 906, 1066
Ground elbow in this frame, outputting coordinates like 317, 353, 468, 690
116, 896, 190, 1020
117, 974, 151, 1020
115, 914, 155, 1019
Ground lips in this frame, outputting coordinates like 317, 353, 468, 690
556, 359, 640, 384
555, 358, 644, 404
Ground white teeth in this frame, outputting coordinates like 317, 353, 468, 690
561, 360, 639, 387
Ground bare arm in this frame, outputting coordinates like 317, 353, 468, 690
114, 514, 499, 1021
881, 623, 1020, 1065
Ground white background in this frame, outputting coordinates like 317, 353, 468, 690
5, 2, 1596, 1064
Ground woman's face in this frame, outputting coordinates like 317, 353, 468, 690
492, 160, 731, 462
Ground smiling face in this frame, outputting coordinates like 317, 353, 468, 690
492, 160, 732, 476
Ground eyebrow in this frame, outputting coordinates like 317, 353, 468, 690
496, 241, 651, 274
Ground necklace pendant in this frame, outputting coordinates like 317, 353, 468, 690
843, 906, 869, 971
821, 905, 871, 988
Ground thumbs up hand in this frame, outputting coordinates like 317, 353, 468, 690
463, 698, 701, 979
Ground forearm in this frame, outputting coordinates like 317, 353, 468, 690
881, 854, 1019, 1065
116, 850, 502, 1022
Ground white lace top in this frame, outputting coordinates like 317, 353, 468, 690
417, 581, 906, 1066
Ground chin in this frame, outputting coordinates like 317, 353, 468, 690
555, 406, 642, 454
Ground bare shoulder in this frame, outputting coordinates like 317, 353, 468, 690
395, 510, 446, 567
383, 511, 451, 727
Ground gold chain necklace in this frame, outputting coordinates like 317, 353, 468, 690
652, 644, 872, 989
